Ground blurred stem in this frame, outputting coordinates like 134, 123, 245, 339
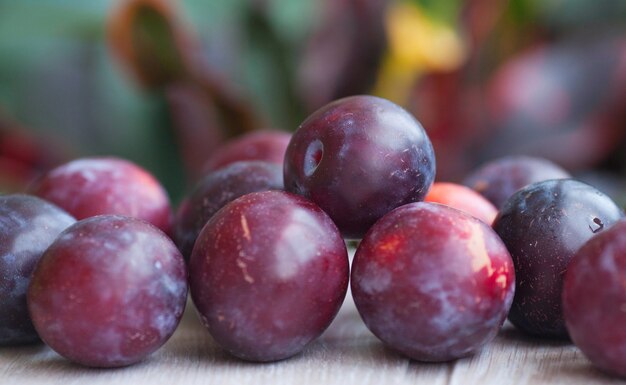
151, 95, 187, 205
131, 4, 186, 86
242, 5, 306, 130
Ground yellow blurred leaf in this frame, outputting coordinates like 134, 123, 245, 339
373, 1, 466, 103
387, 2, 466, 71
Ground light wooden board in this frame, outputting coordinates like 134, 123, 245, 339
1, 290, 623, 385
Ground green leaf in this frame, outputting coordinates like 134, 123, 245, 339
409, 0, 463, 24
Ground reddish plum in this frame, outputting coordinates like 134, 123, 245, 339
284, 95, 436, 239
464, 155, 570, 209
351, 202, 515, 362
0, 195, 75, 345
27, 215, 187, 368
563, 219, 626, 378
189, 191, 349, 362
173, 161, 283, 261
31, 157, 172, 234
493, 179, 624, 338
425, 182, 498, 224
202, 130, 291, 173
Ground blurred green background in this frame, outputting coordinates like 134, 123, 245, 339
0, 0, 625, 205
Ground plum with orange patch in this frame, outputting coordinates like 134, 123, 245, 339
351, 202, 515, 362
425, 182, 498, 224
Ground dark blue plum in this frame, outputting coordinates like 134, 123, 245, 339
493, 179, 624, 338
173, 161, 283, 261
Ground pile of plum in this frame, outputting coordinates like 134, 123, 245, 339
1, 96, 625, 378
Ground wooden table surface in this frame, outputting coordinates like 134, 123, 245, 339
1, 290, 622, 385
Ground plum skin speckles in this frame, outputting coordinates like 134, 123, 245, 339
284, 95, 436, 239
189, 190, 349, 362
493, 178, 624, 338
27, 215, 188, 368
563, 219, 626, 378
351, 202, 515, 362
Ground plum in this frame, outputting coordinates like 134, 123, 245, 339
425, 182, 498, 224
0, 194, 75, 345
27, 215, 187, 367
31, 157, 172, 234
189, 190, 349, 361
493, 179, 624, 338
202, 130, 291, 173
563, 219, 626, 378
352, 202, 515, 361
173, 161, 283, 261
284, 95, 435, 238
464, 155, 570, 209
